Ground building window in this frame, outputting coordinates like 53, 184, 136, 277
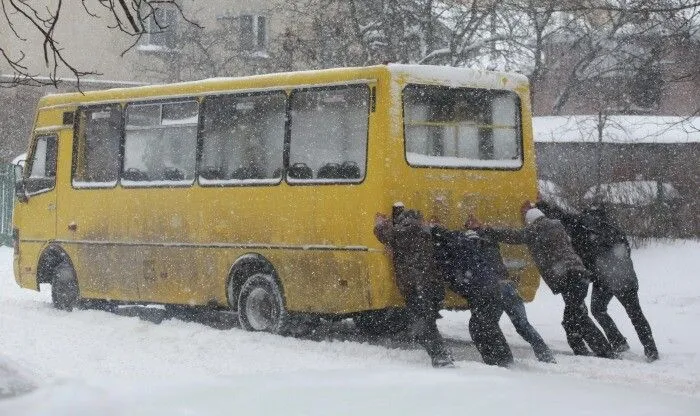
141, 7, 177, 50
240, 15, 267, 52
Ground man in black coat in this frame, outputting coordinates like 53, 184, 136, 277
374, 207, 454, 368
478, 205, 615, 359
431, 225, 514, 367
537, 202, 659, 361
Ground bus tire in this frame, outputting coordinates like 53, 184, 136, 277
51, 261, 80, 311
237, 273, 290, 335
353, 308, 410, 336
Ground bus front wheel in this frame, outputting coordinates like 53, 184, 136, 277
237, 273, 290, 334
51, 261, 80, 311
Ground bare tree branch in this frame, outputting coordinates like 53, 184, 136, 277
0, 0, 197, 89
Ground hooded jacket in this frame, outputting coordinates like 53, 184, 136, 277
481, 217, 588, 294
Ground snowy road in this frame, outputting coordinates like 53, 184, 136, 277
1, 241, 699, 415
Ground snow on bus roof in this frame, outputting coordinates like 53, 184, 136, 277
533, 115, 700, 144
39, 65, 528, 106
388, 64, 528, 90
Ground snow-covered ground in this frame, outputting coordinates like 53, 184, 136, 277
1, 241, 699, 415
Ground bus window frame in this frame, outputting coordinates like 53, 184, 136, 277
401, 84, 525, 172
71, 103, 124, 190
121, 98, 200, 189
25, 133, 58, 197
196, 90, 287, 188
285, 83, 371, 186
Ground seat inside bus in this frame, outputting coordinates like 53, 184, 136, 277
287, 163, 312, 179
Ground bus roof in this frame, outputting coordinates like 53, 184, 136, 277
387, 64, 528, 90
37, 64, 529, 108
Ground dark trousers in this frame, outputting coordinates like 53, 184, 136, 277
402, 281, 450, 359
466, 282, 514, 367
500, 281, 553, 361
561, 275, 614, 358
591, 283, 657, 355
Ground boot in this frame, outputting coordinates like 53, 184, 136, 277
644, 347, 659, 362
612, 341, 631, 354
430, 347, 456, 368
564, 325, 591, 356
535, 349, 557, 364
412, 318, 455, 368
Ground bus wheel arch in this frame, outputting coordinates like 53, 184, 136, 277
37, 244, 71, 285
226, 254, 318, 336
38, 245, 80, 311
226, 253, 279, 313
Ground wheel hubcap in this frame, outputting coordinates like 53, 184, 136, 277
245, 287, 278, 331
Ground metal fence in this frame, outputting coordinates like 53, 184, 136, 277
0, 163, 14, 246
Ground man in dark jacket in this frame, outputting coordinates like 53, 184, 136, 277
478, 205, 615, 358
431, 225, 514, 367
374, 207, 454, 368
538, 202, 659, 361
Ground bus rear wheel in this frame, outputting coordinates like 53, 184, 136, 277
237, 273, 290, 335
353, 308, 410, 336
51, 261, 80, 311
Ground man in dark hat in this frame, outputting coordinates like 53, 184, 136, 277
374, 205, 454, 368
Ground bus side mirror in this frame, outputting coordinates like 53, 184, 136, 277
13, 161, 28, 203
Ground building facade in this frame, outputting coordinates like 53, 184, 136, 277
0, 0, 285, 161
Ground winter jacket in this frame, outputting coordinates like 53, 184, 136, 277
480, 217, 589, 294
374, 210, 442, 294
593, 243, 639, 293
431, 226, 506, 298
560, 213, 627, 268
536, 201, 629, 268
537, 204, 638, 294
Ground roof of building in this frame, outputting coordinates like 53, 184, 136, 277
533, 115, 700, 144
584, 181, 681, 205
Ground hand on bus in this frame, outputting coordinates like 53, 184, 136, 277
464, 213, 482, 230
427, 216, 441, 226
375, 213, 391, 229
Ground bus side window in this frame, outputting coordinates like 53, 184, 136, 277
288, 85, 369, 183
199, 92, 285, 184
25, 135, 57, 194
123, 101, 198, 185
73, 105, 122, 187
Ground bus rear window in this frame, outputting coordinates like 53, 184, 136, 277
403, 85, 522, 169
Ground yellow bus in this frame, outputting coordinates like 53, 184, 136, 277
13, 64, 538, 335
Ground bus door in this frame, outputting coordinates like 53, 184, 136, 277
14, 133, 58, 288
280, 82, 375, 313
60, 104, 142, 301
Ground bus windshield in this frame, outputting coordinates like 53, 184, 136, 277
403, 85, 522, 169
